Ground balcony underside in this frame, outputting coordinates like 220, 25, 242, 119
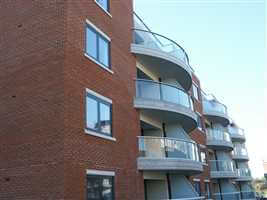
131, 44, 192, 91
210, 171, 238, 179
134, 98, 197, 132
203, 111, 230, 126
137, 157, 203, 175
236, 177, 253, 182
232, 155, 249, 161
231, 134, 246, 142
206, 140, 233, 151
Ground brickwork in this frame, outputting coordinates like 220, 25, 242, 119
189, 73, 211, 197
0, 0, 144, 200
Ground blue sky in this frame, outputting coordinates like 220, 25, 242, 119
134, 0, 266, 178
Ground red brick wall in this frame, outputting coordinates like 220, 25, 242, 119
0, 0, 144, 200
0, 0, 65, 199
63, 0, 144, 200
189, 72, 211, 196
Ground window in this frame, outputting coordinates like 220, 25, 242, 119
205, 182, 211, 198
201, 152, 207, 163
197, 114, 203, 130
192, 84, 199, 100
194, 181, 201, 196
86, 25, 110, 69
96, 0, 109, 12
87, 174, 114, 200
86, 92, 112, 137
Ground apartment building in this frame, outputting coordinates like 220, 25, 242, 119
202, 94, 255, 200
0, 0, 255, 200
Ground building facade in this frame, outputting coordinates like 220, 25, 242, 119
0, 0, 255, 200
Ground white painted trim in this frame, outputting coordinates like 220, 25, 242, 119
94, 0, 112, 18
85, 19, 111, 41
85, 129, 116, 142
204, 179, 210, 182
87, 169, 115, 176
84, 53, 114, 74
193, 178, 200, 181
86, 88, 112, 104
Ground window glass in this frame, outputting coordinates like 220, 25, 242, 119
197, 114, 203, 130
86, 25, 111, 69
194, 181, 201, 196
99, 37, 109, 66
96, 0, 109, 11
87, 175, 114, 200
86, 97, 98, 130
100, 103, 111, 135
205, 182, 211, 198
86, 28, 97, 59
86, 93, 112, 136
192, 84, 199, 100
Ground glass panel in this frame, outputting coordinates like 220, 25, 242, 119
161, 84, 179, 104
197, 115, 203, 129
86, 27, 97, 59
180, 90, 190, 108
136, 81, 160, 100
86, 96, 98, 130
87, 175, 113, 200
99, 37, 109, 67
132, 29, 189, 65
100, 103, 111, 135
194, 181, 201, 196
138, 137, 200, 162
96, 0, 108, 11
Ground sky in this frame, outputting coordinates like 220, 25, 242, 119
134, 0, 266, 178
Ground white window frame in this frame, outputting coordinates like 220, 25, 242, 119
85, 88, 116, 142
87, 169, 115, 176
94, 0, 112, 18
196, 112, 204, 131
192, 83, 199, 101
85, 19, 114, 74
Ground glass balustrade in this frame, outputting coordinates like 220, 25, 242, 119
213, 192, 241, 200
210, 160, 236, 172
133, 29, 189, 65
138, 136, 200, 162
136, 79, 193, 110
228, 127, 245, 137
237, 168, 251, 177
233, 147, 248, 157
203, 100, 227, 115
206, 129, 232, 143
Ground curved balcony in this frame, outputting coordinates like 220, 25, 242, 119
213, 192, 241, 200
137, 136, 203, 175
206, 129, 233, 150
210, 160, 238, 179
232, 147, 249, 161
228, 126, 246, 142
131, 29, 192, 91
236, 168, 252, 182
202, 100, 230, 126
135, 79, 197, 132
241, 191, 257, 200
